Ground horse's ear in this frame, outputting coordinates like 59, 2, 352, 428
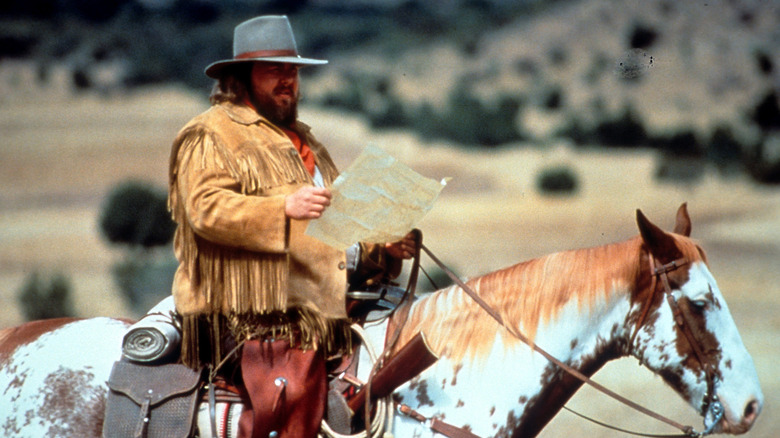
637, 208, 676, 257
673, 203, 692, 237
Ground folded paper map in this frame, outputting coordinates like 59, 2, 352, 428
306, 145, 447, 250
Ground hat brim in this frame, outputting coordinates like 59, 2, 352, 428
205, 56, 328, 78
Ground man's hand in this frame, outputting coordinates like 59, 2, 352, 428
385, 231, 418, 260
285, 186, 332, 220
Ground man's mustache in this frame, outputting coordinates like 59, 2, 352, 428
274, 86, 295, 96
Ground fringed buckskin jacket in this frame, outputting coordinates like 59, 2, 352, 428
169, 101, 400, 368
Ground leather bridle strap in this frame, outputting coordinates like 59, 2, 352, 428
652, 256, 721, 423
420, 243, 699, 437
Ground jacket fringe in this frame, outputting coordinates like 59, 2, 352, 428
181, 309, 353, 370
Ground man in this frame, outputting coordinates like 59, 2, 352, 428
168, 15, 416, 438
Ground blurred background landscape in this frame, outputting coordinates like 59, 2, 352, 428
1, 0, 778, 436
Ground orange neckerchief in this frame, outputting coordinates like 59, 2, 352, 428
281, 127, 316, 177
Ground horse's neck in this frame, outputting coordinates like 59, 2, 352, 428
393, 242, 640, 436
508, 281, 633, 436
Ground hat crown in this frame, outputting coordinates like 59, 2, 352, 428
233, 15, 298, 57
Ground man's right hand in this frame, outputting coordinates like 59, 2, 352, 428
285, 186, 332, 220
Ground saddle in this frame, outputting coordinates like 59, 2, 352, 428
102, 287, 435, 438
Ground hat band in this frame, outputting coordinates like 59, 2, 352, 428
235, 49, 298, 60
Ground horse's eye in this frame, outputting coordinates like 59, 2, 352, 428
690, 299, 709, 311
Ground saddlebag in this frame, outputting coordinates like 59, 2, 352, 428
102, 361, 202, 438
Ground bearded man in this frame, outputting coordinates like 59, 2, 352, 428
168, 15, 415, 438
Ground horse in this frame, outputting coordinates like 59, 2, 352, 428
0, 204, 763, 437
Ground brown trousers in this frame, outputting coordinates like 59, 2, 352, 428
238, 339, 327, 438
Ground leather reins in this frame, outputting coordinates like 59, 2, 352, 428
418, 243, 723, 437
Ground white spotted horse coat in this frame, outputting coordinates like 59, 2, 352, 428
0, 317, 128, 437
0, 204, 764, 437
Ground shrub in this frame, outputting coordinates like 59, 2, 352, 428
368, 94, 408, 129
514, 57, 540, 77
745, 134, 780, 184
564, 105, 647, 147
755, 50, 774, 76
536, 165, 579, 195
708, 125, 745, 175
322, 82, 364, 113
99, 180, 175, 248
548, 45, 568, 67
594, 106, 647, 147
441, 86, 485, 144
541, 86, 564, 110
0, 31, 37, 58
17, 271, 76, 321
411, 102, 442, 139
650, 130, 703, 157
751, 90, 780, 131
58, 0, 129, 22
654, 154, 706, 184
628, 23, 659, 49
432, 87, 524, 147
650, 129, 707, 184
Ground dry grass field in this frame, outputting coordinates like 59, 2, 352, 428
1, 58, 778, 437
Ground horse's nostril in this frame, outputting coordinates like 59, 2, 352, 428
743, 399, 760, 426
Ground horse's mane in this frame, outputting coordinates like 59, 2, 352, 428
403, 233, 705, 363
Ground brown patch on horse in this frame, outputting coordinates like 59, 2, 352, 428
673, 292, 724, 411
0, 318, 80, 363
38, 367, 106, 437
493, 409, 521, 438
412, 378, 434, 407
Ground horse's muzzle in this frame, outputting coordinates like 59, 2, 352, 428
714, 397, 762, 435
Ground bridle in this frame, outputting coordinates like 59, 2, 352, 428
630, 254, 724, 436
417, 242, 725, 437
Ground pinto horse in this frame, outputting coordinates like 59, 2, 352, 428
0, 204, 763, 437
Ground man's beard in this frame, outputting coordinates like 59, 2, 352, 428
251, 88, 298, 127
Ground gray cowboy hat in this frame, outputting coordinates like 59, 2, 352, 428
205, 15, 327, 78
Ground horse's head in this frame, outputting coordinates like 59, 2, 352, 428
630, 203, 763, 435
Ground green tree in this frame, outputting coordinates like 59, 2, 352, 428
99, 180, 177, 315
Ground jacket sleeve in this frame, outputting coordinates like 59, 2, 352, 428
174, 129, 289, 254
